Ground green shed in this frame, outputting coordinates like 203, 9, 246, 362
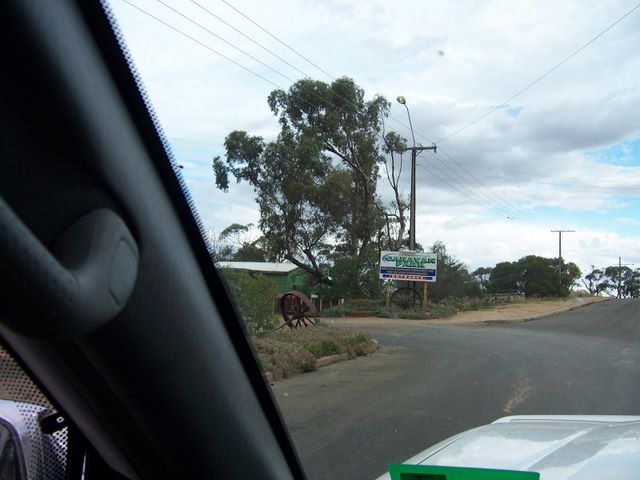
217, 261, 309, 294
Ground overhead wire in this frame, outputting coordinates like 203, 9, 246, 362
420, 157, 536, 222
436, 147, 539, 222
120, 0, 284, 90
435, 1, 640, 144
203, 0, 438, 161
123, 0, 377, 133
209, 0, 640, 223
190, 0, 311, 80
440, 159, 640, 187
219, 0, 336, 80
122, 0, 550, 224
158, 0, 417, 149
464, 170, 640, 192
156, 0, 295, 84
416, 157, 519, 220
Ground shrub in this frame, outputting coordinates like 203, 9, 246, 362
218, 268, 278, 335
321, 298, 383, 317
251, 325, 375, 380
377, 306, 430, 320
321, 306, 347, 317
252, 337, 316, 379
430, 304, 458, 318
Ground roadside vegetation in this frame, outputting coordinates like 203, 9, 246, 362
323, 295, 527, 320
208, 76, 634, 374
218, 269, 375, 380
252, 325, 376, 381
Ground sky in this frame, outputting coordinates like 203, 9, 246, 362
107, 0, 640, 277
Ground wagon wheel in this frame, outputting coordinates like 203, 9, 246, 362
391, 286, 422, 310
277, 291, 318, 329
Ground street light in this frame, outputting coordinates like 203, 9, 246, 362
396, 96, 416, 151
396, 96, 435, 251
396, 96, 437, 309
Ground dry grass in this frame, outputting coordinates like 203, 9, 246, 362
251, 324, 375, 381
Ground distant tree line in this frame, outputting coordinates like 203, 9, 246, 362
581, 265, 640, 298
210, 76, 585, 302
473, 256, 581, 298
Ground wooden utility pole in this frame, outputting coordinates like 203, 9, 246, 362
396, 96, 436, 251
551, 230, 575, 284
616, 257, 635, 299
406, 145, 437, 250
397, 96, 436, 309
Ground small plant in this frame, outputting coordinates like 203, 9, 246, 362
321, 306, 347, 317
429, 304, 457, 318
251, 325, 376, 380
377, 306, 430, 320
218, 268, 279, 335
321, 298, 383, 317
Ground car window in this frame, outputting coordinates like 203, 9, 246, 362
104, 1, 640, 479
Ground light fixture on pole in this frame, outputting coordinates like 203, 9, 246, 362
396, 96, 436, 252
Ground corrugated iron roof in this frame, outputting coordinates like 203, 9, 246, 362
216, 261, 299, 274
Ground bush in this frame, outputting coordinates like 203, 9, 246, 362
321, 306, 347, 317
218, 268, 278, 335
377, 302, 458, 319
252, 325, 376, 380
321, 298, 383, 317
429, 304, 458, 318
252, 337, 316, 379
377, 306, 430, 320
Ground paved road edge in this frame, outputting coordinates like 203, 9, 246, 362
480, 297, 614, 325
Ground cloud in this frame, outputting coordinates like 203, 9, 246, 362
108, 0, 640, 276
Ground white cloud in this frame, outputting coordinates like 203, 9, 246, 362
108, 0, 640, 274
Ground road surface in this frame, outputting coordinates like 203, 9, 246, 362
271, 299, 640, 480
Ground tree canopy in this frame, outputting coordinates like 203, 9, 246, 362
213, 77, 404, 284
487, 255, 581, 297
583, 265, 640, 298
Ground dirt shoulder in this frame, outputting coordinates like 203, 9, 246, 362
323, 296, 612, 328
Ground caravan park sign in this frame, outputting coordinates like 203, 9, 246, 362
379, 251, 437, 282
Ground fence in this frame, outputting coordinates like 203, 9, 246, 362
487, 293, 525, 303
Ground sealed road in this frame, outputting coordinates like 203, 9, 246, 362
271, 299, 640, 480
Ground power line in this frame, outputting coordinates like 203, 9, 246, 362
417, 156, 523, 220
150, 0, 420, 153
416, 163, 507, 219
211, 0, 430, 155
122, 0, 371, 132
420, 157, 517, 219
124, 0, 543, 223
435, 1, 640, 144
436, 147, 539, 222
420, 157, 538, 223
409, 141, 540, 223
220, 0, 336, 80
121, 0, 284, 90
459, 171, 640, 193
441, 159, 640, 182
190, 0, 311, 80
156, 0, 296, 84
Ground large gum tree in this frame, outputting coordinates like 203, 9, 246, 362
213, 77, 402, 287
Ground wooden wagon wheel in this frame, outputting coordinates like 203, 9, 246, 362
391, 286, 422, 310
277, 291, 318, 329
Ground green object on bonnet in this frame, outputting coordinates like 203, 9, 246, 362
388, 464, 540, 480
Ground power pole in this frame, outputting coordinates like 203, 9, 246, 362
396, 96, 436, 309
551, 230, 574, 285
396, 96, 437, 251
618, 256, 622, 299
407, 145, 436, 250
616, 257, 635, 299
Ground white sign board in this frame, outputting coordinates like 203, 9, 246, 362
379, 251, 437, 282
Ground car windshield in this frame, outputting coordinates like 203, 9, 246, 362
106, 1, 640, 478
